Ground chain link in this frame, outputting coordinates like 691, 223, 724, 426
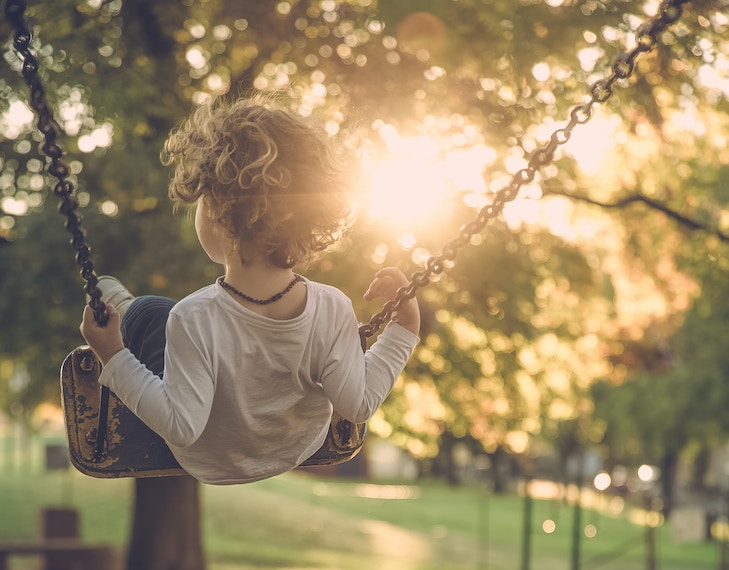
358, 0, 689, 342
5, 0, 108, 325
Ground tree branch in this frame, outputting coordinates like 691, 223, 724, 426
122, 0, 175, 58
542, 185, 729, 243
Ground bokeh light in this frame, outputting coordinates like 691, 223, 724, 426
593, 471, 612, 491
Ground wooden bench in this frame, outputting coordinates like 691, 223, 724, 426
0, 508, 119, 570
0, 538, 116, 570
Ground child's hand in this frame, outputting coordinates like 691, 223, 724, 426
364, 267, 420, 336
80, 303, 125, 366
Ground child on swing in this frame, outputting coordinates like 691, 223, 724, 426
79, 96, 420, 485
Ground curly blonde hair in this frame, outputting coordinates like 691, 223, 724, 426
162, 96, 353, 268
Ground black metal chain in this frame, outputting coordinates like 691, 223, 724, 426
4, 0, 108, 326
358, 0, 690, 342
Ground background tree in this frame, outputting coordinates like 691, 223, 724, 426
1, 0, 728, 566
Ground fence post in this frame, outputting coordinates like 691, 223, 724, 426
571, 476, 583, 570
644, 493, 658, 570
477, 481, 490, 569
520, 476, 533, 570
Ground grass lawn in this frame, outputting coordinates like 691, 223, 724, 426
0, 467, 722, 570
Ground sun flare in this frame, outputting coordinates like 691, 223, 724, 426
363, 133, 449, 228
365, 152, 450, 227
360, 114, 622, 245
361, 127, 498, 233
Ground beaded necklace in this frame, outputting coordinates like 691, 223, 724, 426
217, 274, 304, 305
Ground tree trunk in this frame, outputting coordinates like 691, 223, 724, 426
660, 450, 679, 519
490, 446, 510, 495
126, 476, 205, 570
440, 431, 460, 486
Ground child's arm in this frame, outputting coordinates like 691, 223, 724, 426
80, 303, 214, 448
364, 267, 420, 336
319, 267, 420, 424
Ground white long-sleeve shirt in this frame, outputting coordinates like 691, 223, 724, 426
99, 278, 419, 484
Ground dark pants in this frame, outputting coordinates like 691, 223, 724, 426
120, 296, 176, 378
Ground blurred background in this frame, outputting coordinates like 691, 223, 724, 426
1, 0, 728, 568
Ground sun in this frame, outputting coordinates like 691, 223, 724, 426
362, 131, 449, 229
361, 125, 498, 233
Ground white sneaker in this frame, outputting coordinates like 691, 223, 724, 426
96, 276, 136, 318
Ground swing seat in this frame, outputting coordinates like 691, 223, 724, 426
60, 346, 366, 478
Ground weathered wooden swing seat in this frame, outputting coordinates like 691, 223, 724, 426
61, 346, 366, 478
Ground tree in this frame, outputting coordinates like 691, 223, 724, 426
1, 0, 728, 565
605, 243, 729, 512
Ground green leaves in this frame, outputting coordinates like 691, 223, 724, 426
1, 1, 728, 475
